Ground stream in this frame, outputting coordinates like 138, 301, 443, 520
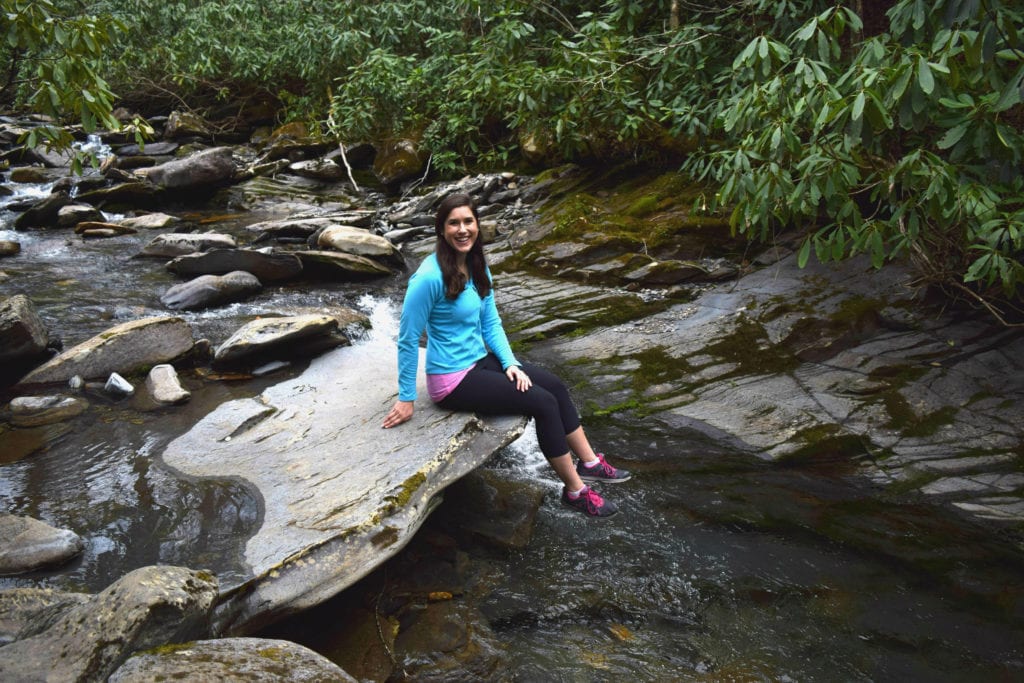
2, 161, 1023, 681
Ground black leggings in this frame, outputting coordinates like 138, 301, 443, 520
437, 354, 581, 460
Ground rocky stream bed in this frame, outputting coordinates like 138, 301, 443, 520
0, 114, 1022, 680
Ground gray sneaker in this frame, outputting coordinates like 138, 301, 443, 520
576, 453, 631, 483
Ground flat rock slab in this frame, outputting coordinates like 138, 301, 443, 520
161, 312, 526, 635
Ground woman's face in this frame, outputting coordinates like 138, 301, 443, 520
443, 205, 479, 258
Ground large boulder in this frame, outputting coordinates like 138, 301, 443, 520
166, 248, 302, 281
13, 190, 72, 230
0, 566, 218, 683
161, 328, 527, 635
289, 158, 345, 182
373, 139, 427, 186
244, 213, 374, 241
109, 637, 358, 682
137, 147, 236, 191
163, 110, 212, 140
137, 232, 237, 258
0, 588, 89, 645
160, 271, 263, 311
56, 203, 105, 227
295, 250, 394, 279
0, 295, 50, 365
317, 225, 405, 269
17, 316, 194, 386
213, 314, 348, 367
119, 212, 181, 231
0, 513, 84, 574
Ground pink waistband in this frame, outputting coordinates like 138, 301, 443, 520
426, 363, 476, 402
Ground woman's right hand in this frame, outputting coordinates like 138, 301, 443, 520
382, 400, 414, 429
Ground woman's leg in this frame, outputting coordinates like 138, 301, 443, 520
439, 355, 573, 462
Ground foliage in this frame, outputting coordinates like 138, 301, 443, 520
682, 0, 1024, 321
3, 0, 1024, 318
1, 0, 125, 169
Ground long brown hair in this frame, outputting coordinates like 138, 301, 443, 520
434, 193, 491, 300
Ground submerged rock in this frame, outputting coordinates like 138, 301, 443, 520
0, 513, 84, 574
8, 395, 87, 427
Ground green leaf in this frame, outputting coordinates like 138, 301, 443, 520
796, 19, 817, 42
851, 91, 865, 122
917, 58, 935, 94
937, 122, 970, 149
797, 238, 811, 268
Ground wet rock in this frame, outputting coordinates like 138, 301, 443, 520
161, 330, 527, 634
8, 167, 49, 184
8, 395, 88, 427
163, 110, 212, 140
160, 271, 263, 311
0, 513, 84, 574
145, 364, 190, 405
138, 232, 237, 258
393, 600, 503, 682
326, 142, 375, 169
104, 371, 135, 397
74, 220, 138, 236
622, 259, 709, 285
137, 146, 235, 191
213, 314, 346, 367
115, 141, 179, 156
75, 181, 160, 207
0, 565, 218, 683
18, 316, 195, 386
289, 158, 345, 181
120, 212, 182, 230
295, 250, 394, 279
0, 588, 89, 645
0, 295, 50, 365
13, 190, 72, 229
56, 203, 105, 227
317, 225, 404, 268
166, 248, 302, 281
373, 138, 427, 186
109, 637, 358, 682
245, 213, 374, 241
438, 469, 546, 549
0, 240, 20, 256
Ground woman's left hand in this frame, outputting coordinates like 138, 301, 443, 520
506, 365, 532, 392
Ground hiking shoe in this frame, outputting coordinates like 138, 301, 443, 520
561, 486, 619, 518
576, 453, 631, 483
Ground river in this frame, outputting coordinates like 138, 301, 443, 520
2, 159, 1022, 681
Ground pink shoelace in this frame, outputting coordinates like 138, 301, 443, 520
593, 453, 617, 476
578, 486, 607, 514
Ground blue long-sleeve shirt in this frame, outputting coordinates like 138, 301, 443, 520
397, 253, 519, 401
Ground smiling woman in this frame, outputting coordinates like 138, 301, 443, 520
383, 192, 631, 518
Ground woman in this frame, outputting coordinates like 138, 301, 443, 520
382, 193, 630, 518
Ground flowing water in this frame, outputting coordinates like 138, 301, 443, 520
2, 161, 1023, 681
